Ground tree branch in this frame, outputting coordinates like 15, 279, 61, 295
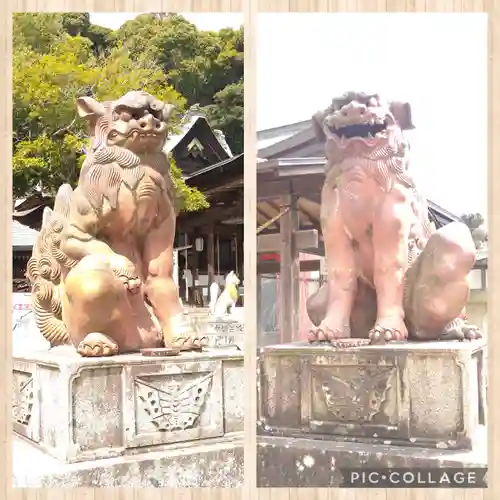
52, 118, 76, 138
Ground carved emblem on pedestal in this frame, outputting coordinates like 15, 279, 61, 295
12, 376, 34, 426
135, 372, 213, 432
320, 365, 394, 422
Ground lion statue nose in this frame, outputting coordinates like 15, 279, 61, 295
342, 101, 367, 117
138, 113, 155, 131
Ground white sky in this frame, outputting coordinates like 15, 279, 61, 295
257, 13, 487, 218
89, 12, 242, 31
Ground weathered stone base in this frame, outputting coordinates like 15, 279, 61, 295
257, 433, 487, 487
257, 339, 488, 487
13, 348, 243, 464
14, 433, 243, 487
258, 340, 487, 451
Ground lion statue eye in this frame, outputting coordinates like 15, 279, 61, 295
120, 111, 132, 122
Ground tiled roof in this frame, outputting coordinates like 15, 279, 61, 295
164, 114, 233, 158
12, 220, 39, 249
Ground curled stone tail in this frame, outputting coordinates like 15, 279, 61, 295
31, 280, 69, 346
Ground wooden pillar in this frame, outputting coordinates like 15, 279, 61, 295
183, 232, 189, 303
238, 224, 244, 279
207, 227, 215, 284
233, 231, 239, 277
192, 232, 200, 306
279, 194, 300, 343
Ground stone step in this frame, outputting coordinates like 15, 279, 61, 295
257, 433, 487, 487
14, 433, 243, 487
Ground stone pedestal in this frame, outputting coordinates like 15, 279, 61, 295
13, 347, 244, 487
257, 340, 487, 487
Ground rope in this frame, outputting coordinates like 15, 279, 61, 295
256, 206, 291, 235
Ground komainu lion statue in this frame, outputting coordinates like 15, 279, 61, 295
27, 90, 202, 357
306, 91, 482, 344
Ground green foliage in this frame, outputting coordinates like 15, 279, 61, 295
60, 13, 91, 36
13, 34, 95, 196
13, 13, 65, 53
90, 44, 186, 107
110, 13, 244, 153
84, 24, 114, 55
202, 79, 243, 155
12, 12, 112, 55
13, 35, 95, 140
459, 213, 485, 231
169, 157, 209, 213
12, 12, 244, 212
60, 13, 112, 55
13, 134, 87, 197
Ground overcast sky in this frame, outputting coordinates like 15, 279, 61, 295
257, 13, 487, 218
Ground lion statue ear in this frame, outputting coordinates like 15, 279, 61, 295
389, 101, 415, 130
312, 110, 327, 143
41, 207, 53, 228
76, 96, 105, 120
76, 96, 106, 133
162, 103, 176, 123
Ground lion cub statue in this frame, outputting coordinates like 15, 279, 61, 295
27, 90, 202, 356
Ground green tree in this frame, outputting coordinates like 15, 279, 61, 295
13, 13, 65, 53
59, 12, 91, 35
459, 213, 485, 231
111, 13, 244, 153
202, 79, 243, 155
459, 212, 488, 249
60, 13, 113, 55
170, 157, 208, 212
13, 19, 207, 212
13, 35, 96, 195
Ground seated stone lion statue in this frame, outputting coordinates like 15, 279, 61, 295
27, 90, 202, 356
306, 91, 482, 344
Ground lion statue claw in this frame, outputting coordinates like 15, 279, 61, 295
307, 91, 482, 345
